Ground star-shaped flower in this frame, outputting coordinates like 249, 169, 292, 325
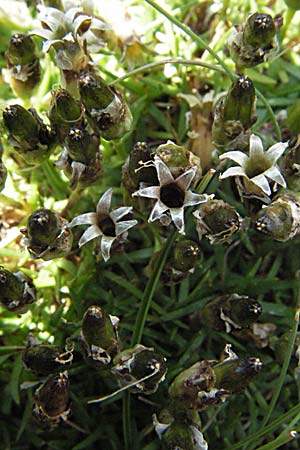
68, 188, 137, 261
219, 134, 288, 201
132, 155, 212, 234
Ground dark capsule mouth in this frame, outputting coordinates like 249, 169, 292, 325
254, 14, 273, 31
98, 215, 116, 237
11, 34, 24, 46
160, 183, 185, 208
79, 73, 97, 88
0, 272, 7, 283
68, 128, 84, 142
3, 106, 17, 119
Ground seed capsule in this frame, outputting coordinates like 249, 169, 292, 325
23, 209, 73, 260
81, 305, 120, 366
65, 127, 99, 165
123, 142, 158, 193
198, 294, 262, 333
243, 13, 276, 48
194, 199, 241, 244
5, 34, 40, 99
0, 268, 36, 313
279, 137, 300, 191
2, 105, 53, 165
79, 72, 132, 140
23, 344, 73, 375
160, 421, 208, 450
255, 192, 300, 241
112, 344, 167, 394
33, 372, 70, 428
48, 88, 84, 143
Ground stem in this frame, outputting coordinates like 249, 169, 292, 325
255, 431, 298, 450
143, 0, 234, 80
256, 89, 282, 141
41, 161, 67, 200
110, 58, 227, 85
280, 8, 296, 41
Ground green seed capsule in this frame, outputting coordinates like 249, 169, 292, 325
79, 72, 132, 140
199, 294, 262, 332
172, 240, 201, 272
214, 354, 262, 394
128, 142, 158, 185
49, 88, 83, 142
161, 422, 198, 450
243, 13, 276, 48
6, 34, 36, 66
81, 305, 119, 365
223, 76, 255, 128
255, 192, 300, 241
65, 127, 99, 164
27, 209, 61, 246
23, 344, 73, 375
33, 372, 70, 427
112, 344, 167, 394
0, 268, 36, 313
3, 105, 39, 145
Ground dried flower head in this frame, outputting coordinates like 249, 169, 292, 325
132, 155, 212, 234
220, 134, 288, 202
68, 188, 137, 261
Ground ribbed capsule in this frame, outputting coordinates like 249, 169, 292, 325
22, 209, 73, 260
223, 76, 256, 128
193, 199, 241, 244
159, 421, 208, 450
81, 305, 120, 366
112, 344, 167, 395
65, 127, 99, 164
0, 268, 36, 313
255, 192, 300, 241
279, 137, 300, 191
2, 105, 53, 165
243, 13, 276, 48
79, 72, 132, 140
5, 34, 40, 99
198, 294, 262, 333
33, 372, 70, 427
23, 344, 73, 375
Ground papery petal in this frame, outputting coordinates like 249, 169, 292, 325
170, 207, 185, 234
264, 166, 286, 187
219, 151, 248, 166
184, 191, 212, 207
115, 220, 138, 236
266, 142, 288, 164
69, 212, 97, 227
132, 186, 160, 199
219, 166, 247, 179
149, 200, 168, 222
79, 224, 101, 246
110, 206, 133, 222
43, 38, 64, 53
154, 156, 174, 185
250, 174, 271, 195
249, 135, 264, 160
176, 167, 197, 191
97, 188, 113, 214
100, 235, 115, 262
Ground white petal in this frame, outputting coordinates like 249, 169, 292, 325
69, 212, 97, 227
249, 135, 264, 159
149, 200, 168, 222
132, 186, 160, 199
250, 174, 271, 195
176, 167, 197, 191
264, 166, 286, 187
170, 208, 185, 234
184, 191, 210, 207
219, 151, 248, 166
79, 224, 101, 247
154, 156, 174, 185
100, 235, 115, 262
110, 206, 133, 222
115, 220, 138, 236
219, 166, 246, 179
97, 188, 113, 214
266, 142, 288, 164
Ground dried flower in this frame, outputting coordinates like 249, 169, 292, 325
0, 267, 36, 313
33, 372, 71, 428
219, 134, 288, 202
68, 188, 137, 261
80, 305, 120, 366
22, 208, 73, 260
112, 344, 167, 394
193, 199, 242, 244
255, 191, 300, 241
132, 155, 212, 234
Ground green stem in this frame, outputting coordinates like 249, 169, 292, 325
123, 392, 132, 450
256, 89, 282, 141
41, 161, 67, 200
110, 58, 227, 85
143, 0, 234, 80
280, 8, 296, 41
255, 431, 297, 450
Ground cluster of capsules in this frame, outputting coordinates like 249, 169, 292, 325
1, 3, 300, 448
